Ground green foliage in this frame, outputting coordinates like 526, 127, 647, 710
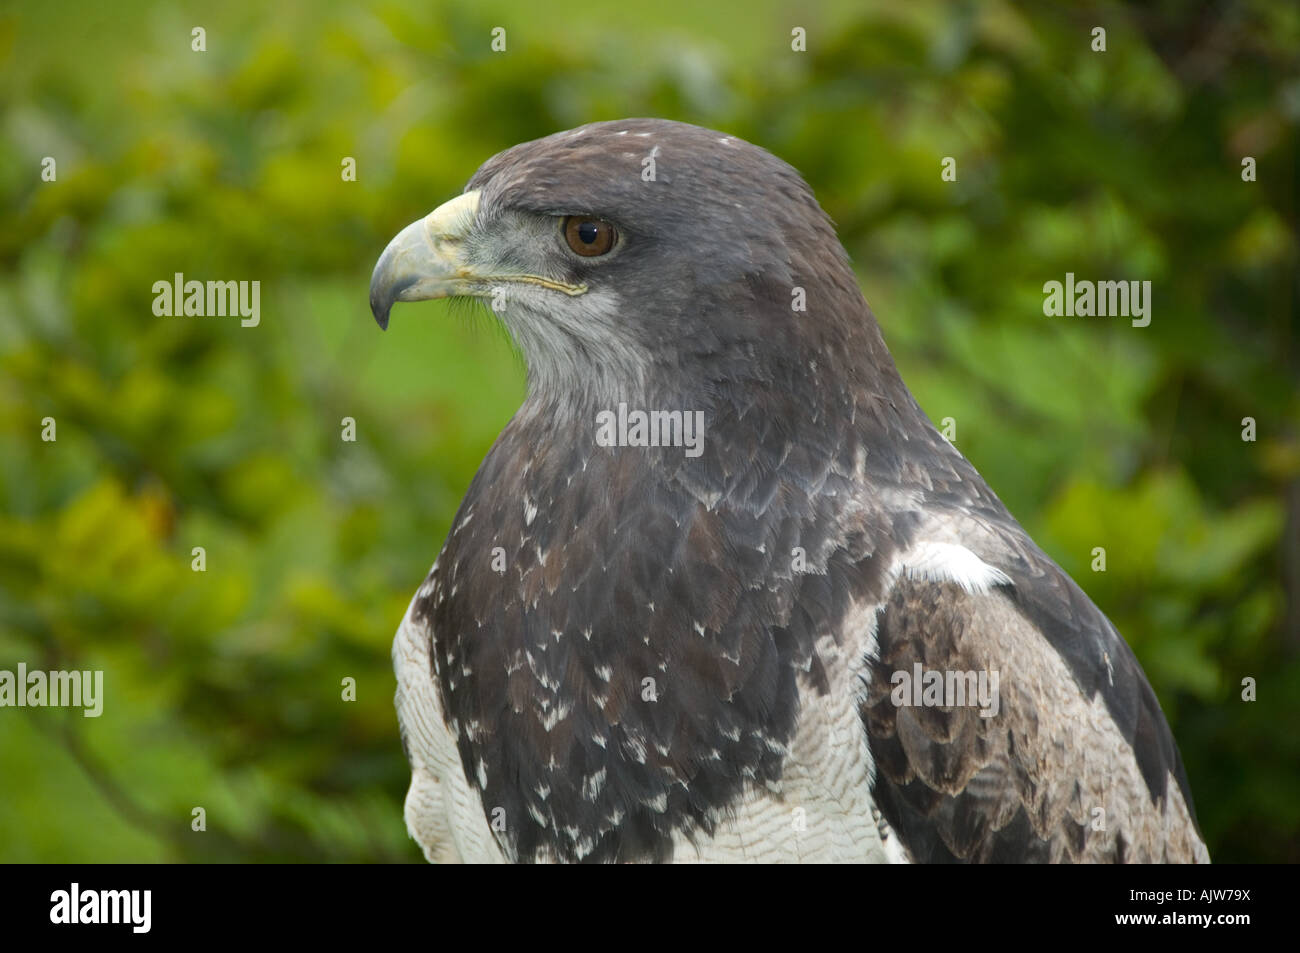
1, 0, 1296, 861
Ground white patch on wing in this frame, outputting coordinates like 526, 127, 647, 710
899, 540, 1010, 594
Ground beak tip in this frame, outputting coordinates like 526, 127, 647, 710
370, 263, 416, 331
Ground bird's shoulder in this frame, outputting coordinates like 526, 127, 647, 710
861, 495, 1208, 863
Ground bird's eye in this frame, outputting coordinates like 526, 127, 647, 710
562, 216, 617, 257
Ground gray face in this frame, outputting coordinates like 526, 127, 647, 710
370, 118, 859, 408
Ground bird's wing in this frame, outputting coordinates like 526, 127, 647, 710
393, 592, 504, 863
860, 523, 1210, 863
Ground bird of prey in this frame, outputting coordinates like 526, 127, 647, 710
370, 118, 1208, 864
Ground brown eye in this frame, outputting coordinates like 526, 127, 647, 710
562, 216, 617, 257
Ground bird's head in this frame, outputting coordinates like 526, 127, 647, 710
370, 118, 887, 411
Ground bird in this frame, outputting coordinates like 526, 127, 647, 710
369, 118, 1209, 864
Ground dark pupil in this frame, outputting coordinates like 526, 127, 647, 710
577, 221, 600, 244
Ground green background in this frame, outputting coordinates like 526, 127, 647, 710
1, 0, 1296, 862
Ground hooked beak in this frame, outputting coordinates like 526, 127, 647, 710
369, 190, 482, 330
369, 189, 591, 330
